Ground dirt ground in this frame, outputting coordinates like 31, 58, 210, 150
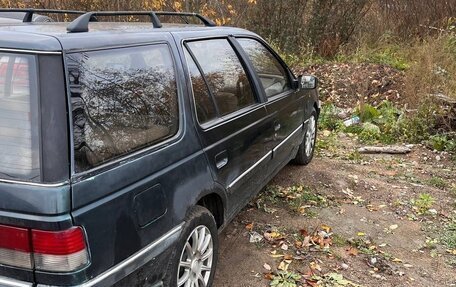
213, 133, 456, 287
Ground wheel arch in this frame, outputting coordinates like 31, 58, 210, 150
196, 192, 225, 229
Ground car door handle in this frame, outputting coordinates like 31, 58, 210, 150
215, 151, 229, 170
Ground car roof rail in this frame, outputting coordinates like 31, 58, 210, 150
67, 11, 216, 33
67, 11, 162, 32
154, 12, 216, 27
0, 8, 86, 22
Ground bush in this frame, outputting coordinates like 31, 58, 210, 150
428, 134, 456, 153
392, 103, 437, 143
318, 104, 344, 131
347, 100, 441, 145
359, 122, 381, 143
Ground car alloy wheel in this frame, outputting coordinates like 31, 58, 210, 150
177, 225, 214, 287
305, 115, 316, 157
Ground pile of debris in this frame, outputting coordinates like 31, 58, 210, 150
297, 63, 406, 108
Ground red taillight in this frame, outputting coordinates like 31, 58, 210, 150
32, 227, 86, 255
0, 225, 31, 252
32, 227, 89, 272
0, 225, 89, 272
0, 225, 32, 269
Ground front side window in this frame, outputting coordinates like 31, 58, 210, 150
67, 45, 178, 172
237, 38, 291, 98
187, 39, 256, 116
184, 49, 217, 124
0, 54, 40, 181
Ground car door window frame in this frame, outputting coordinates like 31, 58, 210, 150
182, 36, 266, 130
65, 41, 185, 179
234, 36, 297, 102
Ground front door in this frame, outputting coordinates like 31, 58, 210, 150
236, 38, 306, 174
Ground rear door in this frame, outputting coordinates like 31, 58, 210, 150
183, 38, 271, 218
236, 38, 305, 174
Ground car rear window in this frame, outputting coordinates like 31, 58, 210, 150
67, 44, 179, 172
0, 53, 40, 181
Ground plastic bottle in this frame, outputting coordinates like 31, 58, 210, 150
343, 116, 361, 127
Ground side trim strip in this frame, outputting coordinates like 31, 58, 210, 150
272, 123, 304, 154
37, 223, 184, 287
0, 276, 33, 287
227, 151, 272, 190
0, 48, 62, 55
0, 178, 68, 187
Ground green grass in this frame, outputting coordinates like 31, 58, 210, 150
427, 176, 448, 190
335, 44, 410, 70
450, 184, 456, 197
442, 220, 456, 249
315, 133, 338, 153
412, 193, 435, 214
332, 234, 348, 247
428, 135, 456, 153
344, 150, 364, 163
318, 104, 344, 131
330, 100, 442, 146
270, 271, 301, 287
261, 185, 327, 215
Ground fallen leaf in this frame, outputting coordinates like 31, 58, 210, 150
270, 254, 285, 258
284, 254, 293, 260
263, 263, 271, 271
392, 258, 403, 263
302, 236, 311, 247
298, 206, 307, 214
357, 232, 366, 236
264, 231, 284, 242
300, 228, 309, 237
309, 261, 321, 272
278, 260, 292, 271
321, 224, 332, 233
245, 223, 254, 231
264, 272, 274, 280
346, 246, 359, 256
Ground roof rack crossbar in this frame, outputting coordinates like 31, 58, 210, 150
0, 8, 86, 22
67, 11, 163, 33
66, 10, 217, 33
154, 12, 216, 27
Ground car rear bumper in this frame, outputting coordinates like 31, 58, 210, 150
0, 224, 182, 287
0, 275, 33, 287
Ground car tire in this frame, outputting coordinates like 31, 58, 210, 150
163, 206, 219, 287
292, 108, 318, 165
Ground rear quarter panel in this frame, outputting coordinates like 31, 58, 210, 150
35, 34, 225, 286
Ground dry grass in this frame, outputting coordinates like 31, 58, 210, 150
404, 34, 456, 105
334, 32, 456, 106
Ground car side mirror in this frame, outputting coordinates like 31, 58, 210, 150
296, 75, 317, 90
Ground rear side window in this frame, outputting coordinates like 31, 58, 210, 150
67, 45, 179, 172
237, 38, 291, 98
0, 54, 40, 181
186, 39, 256, 116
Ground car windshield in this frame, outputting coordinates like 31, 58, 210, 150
0, 53, 40, 181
